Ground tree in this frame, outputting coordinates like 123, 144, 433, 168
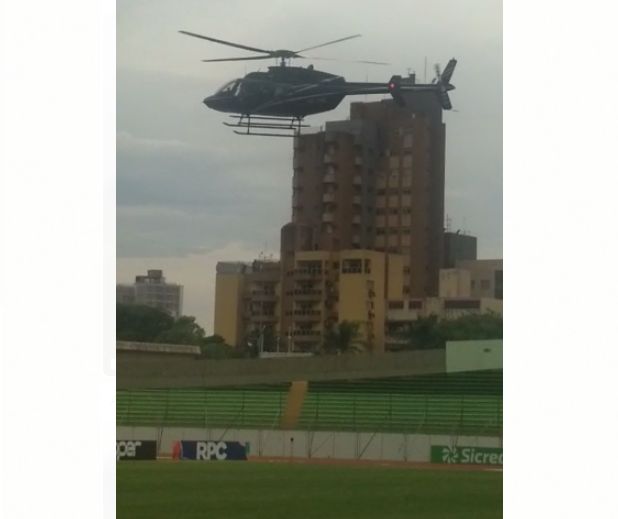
440, 312, 503, 341
399, 314, 445, 350
116, 303, 175, 343
244, 326, 279, 354
322, 320, 367, 355
399, 312, 503, 350
154, 315, 206, 346
199, 334, 236, 359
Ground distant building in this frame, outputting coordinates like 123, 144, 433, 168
456, 259, 503, 300
443, 231, 477, 268
212, 96, 503, 353
214, 250, 405, 352
116, 269, 184, 318
214, 260, 280, 349
385, 295, 503, 350
288, 92, 447, 298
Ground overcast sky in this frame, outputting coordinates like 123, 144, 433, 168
116, 0, 503, 331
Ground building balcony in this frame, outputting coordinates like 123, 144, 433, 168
353, 175, 362, 186
292, 310, 322, 322
293, 269, 325, 280
352, 215, 361, 224
322, 213, 334, 223
250, 290, 278, 302
352, 235, 360, 244
246, 312, 278, 322
323, 192, 335, 203
292, 329, 321, 338
354, 156, 363, 166
324, 153, 335, 163
352, 195, 362, 205
323, 172, 336, 183
291, 289, 323, 300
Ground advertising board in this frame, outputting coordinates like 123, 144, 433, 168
172, 441, 248, 461
116, 440, 157, 461
430, 446, 503, 466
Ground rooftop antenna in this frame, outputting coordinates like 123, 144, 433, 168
446, 214, 452, 232
424, 57, 427, 83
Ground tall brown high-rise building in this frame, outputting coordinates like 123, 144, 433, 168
283, 90, 446, 299
215, 91, 455, 353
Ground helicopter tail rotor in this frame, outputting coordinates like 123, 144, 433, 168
432, 58, 457, 110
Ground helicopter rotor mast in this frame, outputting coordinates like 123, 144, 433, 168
178, 31, 389, 67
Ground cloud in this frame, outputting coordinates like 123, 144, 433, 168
116, 0, 503, 327
116, 131, 192, 154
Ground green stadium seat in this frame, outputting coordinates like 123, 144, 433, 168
116, 371, 502, 438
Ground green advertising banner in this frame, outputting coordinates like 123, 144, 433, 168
430, 446, 503, 466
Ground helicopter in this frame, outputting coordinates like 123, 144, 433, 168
179, 31, 457, 137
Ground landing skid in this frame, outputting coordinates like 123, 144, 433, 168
223, 115, 309, 137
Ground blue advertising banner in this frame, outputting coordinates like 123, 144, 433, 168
172, 441, 248, 461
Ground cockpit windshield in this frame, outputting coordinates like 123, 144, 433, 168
216, 79, 240, 95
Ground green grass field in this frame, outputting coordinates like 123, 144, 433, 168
117, 462, 503, 519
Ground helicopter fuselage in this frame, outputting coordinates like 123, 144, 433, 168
203, 66, 349, 118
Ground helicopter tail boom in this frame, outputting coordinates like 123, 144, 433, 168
388, 58, 457, 110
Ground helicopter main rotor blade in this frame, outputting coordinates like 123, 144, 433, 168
295, 34, 362, 54
202, 56, 273, 63
179, 31, 271, 55
301, 56, 390, 66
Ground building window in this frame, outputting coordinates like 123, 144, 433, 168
401, 227, 411, 234
481, 279, 491, 290
377, 189, 386, 195
402, 189, 411, 195
376, 228, 386, 235
389, 208, 398, 215
403, 286, 410, 294
342, 259, 362, 274
403, 266, 410, 274
388, 301, 404, 309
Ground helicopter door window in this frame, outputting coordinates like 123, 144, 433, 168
217, 79, 240, 95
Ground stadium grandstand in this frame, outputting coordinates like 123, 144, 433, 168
116, 369, 502, 438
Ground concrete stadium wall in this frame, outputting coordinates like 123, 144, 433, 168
116, 341, 201, 356
116, 426, 501, 462
446, 340, 503, 373
117, 349, 447, 389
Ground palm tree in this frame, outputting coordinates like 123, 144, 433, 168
322, 320, 367, 355
399, 314, 445, 350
